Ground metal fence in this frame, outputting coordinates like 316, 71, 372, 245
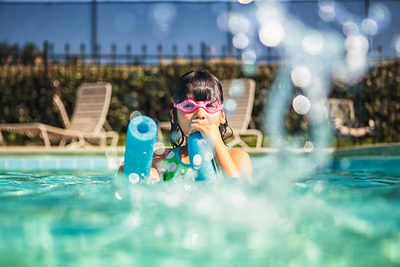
0, 0, 398, 66
1, 41, 282, 66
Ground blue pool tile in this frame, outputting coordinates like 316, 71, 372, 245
42, 158, 58, 170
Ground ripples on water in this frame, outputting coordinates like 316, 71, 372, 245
1, 165, 400, 266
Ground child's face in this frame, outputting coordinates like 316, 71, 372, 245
175, 96, 223, 134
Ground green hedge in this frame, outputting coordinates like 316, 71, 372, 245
1, 59, 399, 146
0, 60, 276, 142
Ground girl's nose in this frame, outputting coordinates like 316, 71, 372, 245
194, 107, 207, 120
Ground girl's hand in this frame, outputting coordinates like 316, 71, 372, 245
186, 119, 224, 146
150, 167, 160, 182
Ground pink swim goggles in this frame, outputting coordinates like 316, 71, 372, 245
174, 99, 224, 114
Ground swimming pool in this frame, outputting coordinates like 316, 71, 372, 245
1, 147, 400, 266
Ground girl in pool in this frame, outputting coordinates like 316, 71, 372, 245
120, 69, 252, 181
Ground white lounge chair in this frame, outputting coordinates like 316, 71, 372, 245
221, 79, 262, 149
0, 82, 119, 149
328, 98, 374, 143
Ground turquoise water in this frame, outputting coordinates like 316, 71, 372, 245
1, 156, 400, 267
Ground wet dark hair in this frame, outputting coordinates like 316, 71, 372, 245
168, 69, 231, 148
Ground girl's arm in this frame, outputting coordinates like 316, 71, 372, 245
187, 120, 253, 179
150, 148, 172, 182
215, 144, 252, 179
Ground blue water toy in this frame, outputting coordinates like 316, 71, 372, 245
124, 115, 158, 179
188, 124, 217, 181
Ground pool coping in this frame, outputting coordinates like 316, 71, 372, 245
1, 144, 400, 172
331, 142, 400, 158
0, 146, 278, 157
0, 143, 399, 158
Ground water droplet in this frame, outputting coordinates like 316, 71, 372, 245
228, 14, 250, 35
259, 21, 285, 47
340, 158, 351, 169
293, 95, 311, 115
233, 34, 249, 50
229, 81, 245, 97
171, 130, 181, 142
238, 0, 253, 4
343, 22, 359, 37
130, 111, 142, 122
129, 173, 140, 184
115, 191, 123, 200
303, 141, 314, 153
318, 0, 334, 12
242, 50, 257, 64
216, 12, 229, 32
152, 3, 176, 23
345, 35, 369, 53
302, 31, 324, 55
361, 18, 378, 36
193, 154, 202, 168
319, 9, 335, 22
224, 99, 237, 112
291, 67, 312, 88
318, 1, 335, 22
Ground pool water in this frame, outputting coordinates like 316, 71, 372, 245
1, 156, 400, 267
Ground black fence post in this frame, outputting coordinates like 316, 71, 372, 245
141, 44, 147, 65
80, 43, 85, 63
126, 44, 131, 65
111, 43, 116, 65
172, 44, 177, 60
201, 42, 206, 69
43, 41, 48, 75
65, 43, 70, 64
227, 1, 232, 57
96, 44, 100, 65
157, 44, 162, 65
49, 43, 54, 63
222, 46, 226, 58
188, 44, 193, 61
236, 47, 240, 60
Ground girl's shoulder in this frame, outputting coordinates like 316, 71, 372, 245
228, 147, 251, 160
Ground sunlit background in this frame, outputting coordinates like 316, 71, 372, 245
0, 0, 398, 63
2, 0, 400, 266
